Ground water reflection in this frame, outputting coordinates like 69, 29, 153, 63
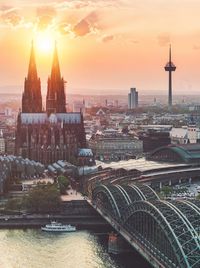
0, 230, 150, 268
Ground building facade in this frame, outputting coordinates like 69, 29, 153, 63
89, 133, 143, 161
16, 43, 86, 165
139, 129, 171, 153
170, 125, 200, 145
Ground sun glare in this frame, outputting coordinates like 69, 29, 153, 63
35, 32, 54, 54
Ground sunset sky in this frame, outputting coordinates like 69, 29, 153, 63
1, 0, 200, 95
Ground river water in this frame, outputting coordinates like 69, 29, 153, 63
0, 230, 150, 268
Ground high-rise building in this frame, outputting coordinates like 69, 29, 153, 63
0, 130, 5, 154
16, 42, 86, 165
164, 45, 176, 108
128, 87, 138, 109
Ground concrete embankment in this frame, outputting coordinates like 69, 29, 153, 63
0, 200, 110, 230
0, 215, 109, 230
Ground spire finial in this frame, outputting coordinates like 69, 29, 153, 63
51, 41, 61, 80
169, 44, 171, 63
28, 40, 37, 80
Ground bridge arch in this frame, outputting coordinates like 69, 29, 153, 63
117, 185, 143, 202
92, 184, 130, 219
123, 200, 200, 268
131, 183, 160, 200
168, 200, 200, 238
92, 183, 160, 220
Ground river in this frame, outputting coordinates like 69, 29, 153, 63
0, 229, 150, 268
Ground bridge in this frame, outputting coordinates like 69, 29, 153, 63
88, 182, 200, 268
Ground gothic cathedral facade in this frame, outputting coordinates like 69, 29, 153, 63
16, 43, 86, 165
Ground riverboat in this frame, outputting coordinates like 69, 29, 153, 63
41, 221, 76, 232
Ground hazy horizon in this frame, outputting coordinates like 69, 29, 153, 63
0, 85, 199, 96
0, 85, 200, 100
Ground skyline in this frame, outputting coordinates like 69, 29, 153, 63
1, 1, 200, 95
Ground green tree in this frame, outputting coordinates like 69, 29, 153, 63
23, 184, 61, 213
58, 176, 69, 188
58, 176, 70, 194
5, 198, 22, 212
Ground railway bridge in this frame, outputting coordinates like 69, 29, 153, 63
89, 183, 200, 268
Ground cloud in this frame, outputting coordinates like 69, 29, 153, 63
0, 1, 118, 40
73, 11, 100, 37
36, 6, 56, 30
73, 19, 90, 36
57, 22, 72, 35
85, 11, 99, 24
157, 33, 170, 47
102, 34, 114, 43
1, 8, 23, 27
193, 45, 200, 50
0, 5, 14, 11
128, 39, 139, 44
55, 0, 120, 10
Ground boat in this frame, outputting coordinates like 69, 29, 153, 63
41, 221, 76, 232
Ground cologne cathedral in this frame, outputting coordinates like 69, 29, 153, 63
15, 43, 86, 165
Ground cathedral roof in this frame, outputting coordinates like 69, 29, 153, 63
20, 113, 82, 124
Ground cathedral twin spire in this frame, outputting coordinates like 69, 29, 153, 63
51, 42, 61, 81
46, 42, 66, 115
27, 41, 38, 81
22, 42, 42, 113
22, 42, 66, 114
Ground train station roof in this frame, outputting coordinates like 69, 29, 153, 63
149, 144, 200, 163
96, 158, 188, 172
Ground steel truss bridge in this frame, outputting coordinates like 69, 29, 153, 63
90, 183, 200, 268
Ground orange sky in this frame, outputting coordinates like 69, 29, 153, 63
1, 0, 200, 95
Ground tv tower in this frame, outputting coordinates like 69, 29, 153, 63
164, 45, 176, 108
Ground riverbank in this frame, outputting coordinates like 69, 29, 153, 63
0, 199, 110, 230
0, 214, 109, 230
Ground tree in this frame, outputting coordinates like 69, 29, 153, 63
58, 176, 70, 194
58, 176, 69, 188
23, 184, 61, 213
5, 198, 22, 212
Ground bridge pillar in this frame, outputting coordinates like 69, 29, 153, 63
159, 181, 162, 190
108, 232, 132, 254
179, 178, 182, 184
169, 180, 172, 186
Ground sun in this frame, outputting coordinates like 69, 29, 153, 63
35, 31, 54, 54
